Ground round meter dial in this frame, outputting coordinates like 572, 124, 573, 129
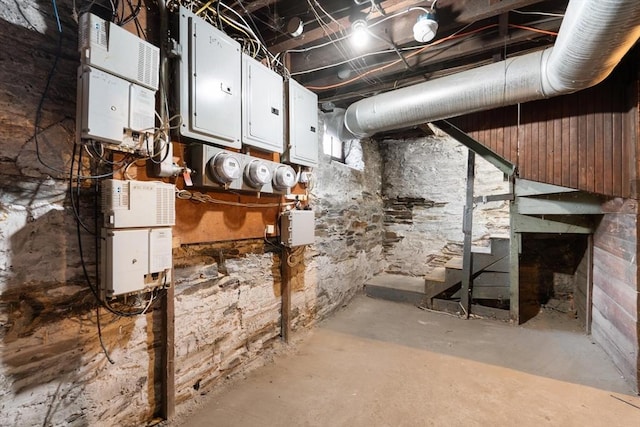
245, 160, 272, 188
208, 152, 242, 184
273, 165, 298, 190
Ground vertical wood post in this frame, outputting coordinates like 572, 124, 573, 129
509, 179, 520, 324
586, 234, 594, 334
461, 150, 476, 318
281, 247, 292, 343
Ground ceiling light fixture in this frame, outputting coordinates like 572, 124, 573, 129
287, 17, 304, 38
351, 19, 369, 47
413, 11, 438, 43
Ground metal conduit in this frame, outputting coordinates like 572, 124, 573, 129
343, 0, 640, 138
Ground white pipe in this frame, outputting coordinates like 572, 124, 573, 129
343, 0, 640, 138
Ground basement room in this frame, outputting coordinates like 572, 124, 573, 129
2, 0, 640, 425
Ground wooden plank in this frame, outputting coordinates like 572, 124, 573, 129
569, 93, 580, 189
592, 263, 639, 319
592, 288, 639, 350
594, 91, 605, 194
612, 103, 623, 196
586, 234, 594, 334
461, 150, 476, 318
603, 93, 614, 195
511, 213, 594, 234
509, 202, 520, 323
515, 178, 578, 197
592, 246, 638, 291
531, 103, 540, 182
161, 282, 176, 419
546, 101, 555, 185
586, 91, 596, 193
516, 195, 604, 215
553, 103, 563, 186
578, 91, 589, 190
281, 247, 292, 343
594, 213, 638, 244
591, 311, 639, 386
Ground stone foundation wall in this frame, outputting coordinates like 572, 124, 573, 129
380, 135, 510, 276
0, 2, 386, 425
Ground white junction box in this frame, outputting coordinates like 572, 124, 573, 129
79, 12, 159, 90
176, 6, 242, 148
286, 79, 319, 167
242, 53, 284, 153
77, 66, 156, 148
102, 179, 175, 228
101, 227, 172, 297
281, 210, 315, 247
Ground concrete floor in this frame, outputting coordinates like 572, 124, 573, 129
178, 295, 640, 426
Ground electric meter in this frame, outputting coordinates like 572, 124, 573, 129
245, 160, 272, 188
208, 152, 242, 184
273, 165, 297, 190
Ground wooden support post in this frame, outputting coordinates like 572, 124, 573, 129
586, 234, 594, 334
161, 277, 175, 419
461, 150, 475, 319
281, 247, 292, 343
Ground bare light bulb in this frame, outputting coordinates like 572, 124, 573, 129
351, 19, 369, 47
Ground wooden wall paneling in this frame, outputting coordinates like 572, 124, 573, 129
569, 94, 580, 189
603, 89, 614, 195
586, 90, 597, 193
612, 101, 623, 196
631, 78, 640, 198
531, 104, 540, 182
578, 90, 589, 190
553, 102, 563, 187
537, 102, 546, 181
561, 96, 572, 188
594, 90, 606, 195
511, 106, 519, 168
522, 104, 531, 181
545, 101, 553, 184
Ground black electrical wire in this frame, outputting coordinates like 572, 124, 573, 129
69, 144, 96, 234
96, 306, 116, 364
121, 0, 142, 26
33, 4, 66, 175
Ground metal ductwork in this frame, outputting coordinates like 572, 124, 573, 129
343, 0, 640, 138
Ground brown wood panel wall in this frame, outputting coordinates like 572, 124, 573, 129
450, 51, 639, 198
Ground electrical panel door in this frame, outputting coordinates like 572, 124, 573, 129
176, 7, 241, 148
286, 79, 319, 167
242, 54, 284, 153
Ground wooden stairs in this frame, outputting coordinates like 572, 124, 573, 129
365, 236, 511, 320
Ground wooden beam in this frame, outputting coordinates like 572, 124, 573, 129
435, 120, 516, 176
243, 0, 278, 14
461, 150, 475, 319
281, 247, 292, 343
515, 178, 579, 197
161, 281, 175, 419
516, 194, 605, 215
511, 213, 595, 234
292, 16, 559, 86
272, 0, 545, 54
509, 187, 520, 324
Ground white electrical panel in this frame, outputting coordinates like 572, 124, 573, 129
189, 145, 298, 194
176, 7, 242, 148
242, 54, 284, 153
285, 79, 319, 168
101, 227, 172, 297
102, 179, 176, 228
281, 210, 315, 247
79, 12, 159, 90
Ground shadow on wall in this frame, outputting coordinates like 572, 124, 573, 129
0, 2, 152, 425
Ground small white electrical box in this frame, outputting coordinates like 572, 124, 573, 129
101, 227, 172, 297
280, 210, 315, 247
102, 179, 176, 228
242, 53, 284, 153
176, 7, 242, 148
79, 12, 159, 90
285, 79, 319, 168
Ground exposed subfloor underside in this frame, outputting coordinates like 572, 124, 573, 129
177, 295, 640, 426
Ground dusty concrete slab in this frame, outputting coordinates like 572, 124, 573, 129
174, 295, 640, 427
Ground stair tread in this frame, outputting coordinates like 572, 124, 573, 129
424, 267, 446, 283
